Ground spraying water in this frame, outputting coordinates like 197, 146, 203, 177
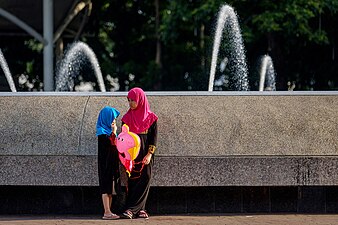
258, 55, 276, 91
0, 49, 17, 92
208, 4, 249, 91
55, 42, 106, 92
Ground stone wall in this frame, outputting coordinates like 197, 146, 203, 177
0, 92, 337, 186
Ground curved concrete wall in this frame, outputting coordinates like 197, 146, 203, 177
0, 91, 337, 186
0, 92, 337, 156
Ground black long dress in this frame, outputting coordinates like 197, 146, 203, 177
97, 134, 119, 194
123, 120, 158, 214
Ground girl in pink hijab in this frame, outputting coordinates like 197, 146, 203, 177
120, 87, 158, 219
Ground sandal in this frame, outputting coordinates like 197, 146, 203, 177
121, 210, 133, 219
138, 210, 149, 219
102, 213, 120, 220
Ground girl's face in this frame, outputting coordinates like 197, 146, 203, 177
128, 98, 137, 110
111, 119, 116, 127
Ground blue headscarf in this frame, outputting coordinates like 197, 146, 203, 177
96, 106, 120, 136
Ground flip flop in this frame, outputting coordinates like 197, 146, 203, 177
138, 210, 149, 219
121, 210, 133, 219
102, 213, 120, 220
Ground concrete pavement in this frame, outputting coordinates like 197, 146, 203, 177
0, 214, 338, 225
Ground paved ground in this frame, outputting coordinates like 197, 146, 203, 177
0, 214, 337, 225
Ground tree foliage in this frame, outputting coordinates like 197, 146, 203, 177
1, 0, 337, 91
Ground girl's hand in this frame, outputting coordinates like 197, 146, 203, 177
142, 153, 152, 165
112, 125, 117, 135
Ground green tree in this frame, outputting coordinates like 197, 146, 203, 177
244, 0, 338, 90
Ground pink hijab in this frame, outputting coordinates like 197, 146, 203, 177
122, 87, 158, 134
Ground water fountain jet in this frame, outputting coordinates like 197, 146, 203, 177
258, 55, 276, 91
208, 4, 249, 91
0, 49, 17, 92
55, 42, 106, 92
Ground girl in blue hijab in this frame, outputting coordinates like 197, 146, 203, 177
96, 106, 120, 220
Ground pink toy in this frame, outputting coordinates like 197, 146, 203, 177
116, 124, 141, 176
